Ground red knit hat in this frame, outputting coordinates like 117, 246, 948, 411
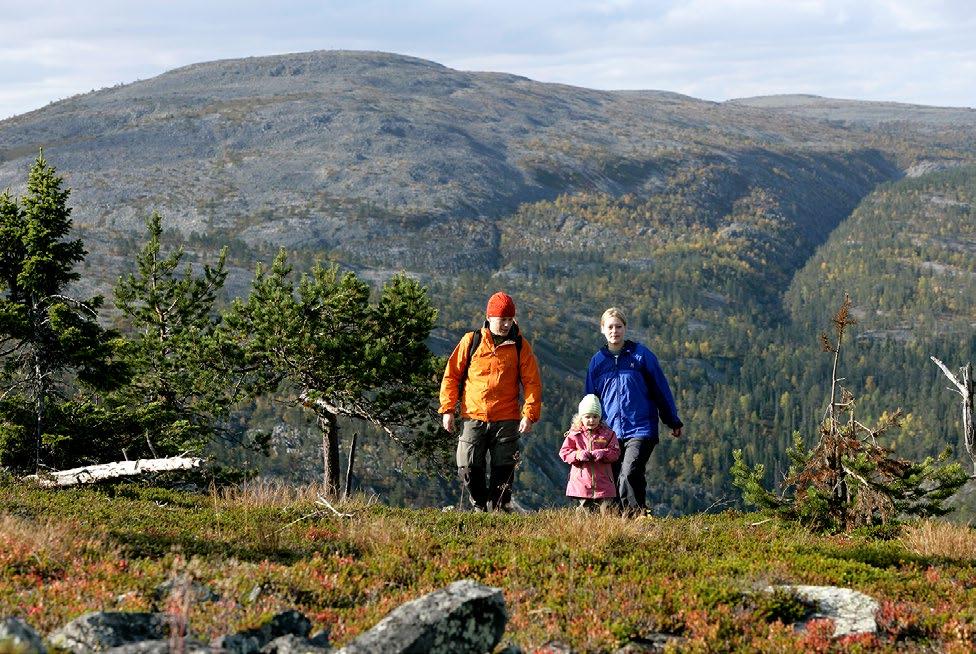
486, 292, 516, 318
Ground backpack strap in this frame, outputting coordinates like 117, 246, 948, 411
458, 330, 482, 396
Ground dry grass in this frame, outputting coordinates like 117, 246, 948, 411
216, 478, 384, 511
217, 478, 327, 507
0, 513, 110, 567
901, 519, 976, 560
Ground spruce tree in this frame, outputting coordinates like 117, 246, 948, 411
0, 152, 120, 472
112, 212, 230, 456
732, 296, 968, 533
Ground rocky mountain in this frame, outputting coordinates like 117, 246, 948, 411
0, 51, 930, 284
2, 50, 975, 510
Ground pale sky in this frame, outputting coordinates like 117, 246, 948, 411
1, 0, 974, 121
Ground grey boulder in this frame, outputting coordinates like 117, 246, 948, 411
104, 639, 212, 654
211, 610, 312, 654
47, 612, 167, 654
259, 634, 330, 654
335, 579, 506, 654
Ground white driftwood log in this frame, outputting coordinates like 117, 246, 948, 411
26, 456, 203, 488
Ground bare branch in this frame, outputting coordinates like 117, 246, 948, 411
315, 495, 353, 518
932, 356, 966, 393
47, 294, 100, 319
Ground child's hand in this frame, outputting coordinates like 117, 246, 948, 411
576, 450, 593, 462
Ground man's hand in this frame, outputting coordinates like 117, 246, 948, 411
519, 417, 533, 434
442, 413, 455, 433
671, 426, 682, 438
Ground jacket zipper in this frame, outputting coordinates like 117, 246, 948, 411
586, 429, 596, 499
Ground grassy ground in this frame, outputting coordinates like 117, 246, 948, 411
2, 480, 976, 653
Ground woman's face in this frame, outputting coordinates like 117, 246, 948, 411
601, 316, 626, 347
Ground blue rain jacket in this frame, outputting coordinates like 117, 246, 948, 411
584, 340, 682, 441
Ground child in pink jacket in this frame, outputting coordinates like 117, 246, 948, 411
559, 394, 621, 512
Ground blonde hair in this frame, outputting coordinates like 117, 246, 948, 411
600, 307, 627, 327
568, 414, 585, 432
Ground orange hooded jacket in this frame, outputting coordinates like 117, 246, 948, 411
439, 326, 542, 423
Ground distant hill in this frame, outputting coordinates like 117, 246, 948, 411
728, 93, 976, 126
2, 50, 976, 510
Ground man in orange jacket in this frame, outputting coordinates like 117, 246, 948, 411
439, 292, 543, 511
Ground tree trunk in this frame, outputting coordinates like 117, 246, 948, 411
318, 411, 341, 497
33, 353, 44, 474
343, 432, 358, 500
963, 363, 974, 475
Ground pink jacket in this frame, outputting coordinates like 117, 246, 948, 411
559, 423, 620, 499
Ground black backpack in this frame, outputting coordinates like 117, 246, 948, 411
458, 324, 523, 395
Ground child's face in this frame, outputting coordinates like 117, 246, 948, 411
581, 413, 600, 430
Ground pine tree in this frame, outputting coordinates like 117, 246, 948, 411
0, 152, 121, 472
222, 251, 450, 496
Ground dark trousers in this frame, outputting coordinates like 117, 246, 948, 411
456, 419, 520, 509
612, 437, 657, 510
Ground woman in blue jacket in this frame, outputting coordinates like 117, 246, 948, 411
585, 307, 682, 515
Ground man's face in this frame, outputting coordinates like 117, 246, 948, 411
601, 316, 626, 347
487, 316, 514, 336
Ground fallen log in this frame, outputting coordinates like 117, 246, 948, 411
25, 456, 204, 488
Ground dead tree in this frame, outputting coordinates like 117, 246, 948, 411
931, 357, 975, 475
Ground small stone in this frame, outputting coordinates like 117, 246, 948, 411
534, 642, 575, 654
0, 617, 46, 654
307, 631, 331, 649
613, 633, 686, 653
154, 575, 220, 604
770, 585, 879, 637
